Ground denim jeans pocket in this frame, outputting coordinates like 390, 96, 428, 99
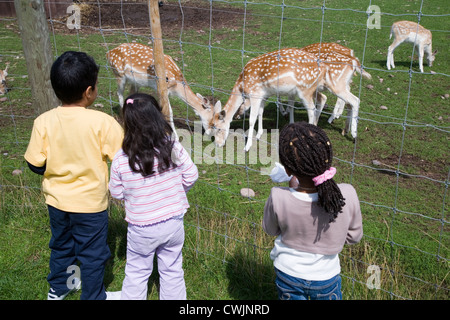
315, 278, 342, 300
276, 280, 298, 300
275, 270, 308, 300
275, 268, 342, 300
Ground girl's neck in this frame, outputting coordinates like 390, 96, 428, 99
290, 176, 317, 194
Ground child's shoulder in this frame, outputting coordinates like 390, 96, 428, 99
337, 183, 358, 197
85, 109, 122, 131
270, 186, 291, 196
112, 148, 126, 160
85, 108, 116, 120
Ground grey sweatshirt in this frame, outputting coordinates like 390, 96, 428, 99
263, 183, 363, 255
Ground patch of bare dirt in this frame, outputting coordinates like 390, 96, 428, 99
54, 1, 247, 37
373, 153, 448, 182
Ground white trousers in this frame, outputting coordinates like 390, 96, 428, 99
121, 218, 186, 300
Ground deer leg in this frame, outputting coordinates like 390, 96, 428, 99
129, 83, 139, 95
387, 40, 402, 70
244, 97, 263, 152
314, 92, 327, 125
166, 100, 178, 140
417, 44, 425, 73
342, 104, 351, 136
301, 96, 316, 125
256, 101, 265, 140
387, 43, 394, 70
339, 92, 360, 139
278, 102, 288, 117
117, 77, 127, 107
328, 98, 345, 123
287, 94, 295, 123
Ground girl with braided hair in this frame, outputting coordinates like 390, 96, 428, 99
263, 122, 363, 300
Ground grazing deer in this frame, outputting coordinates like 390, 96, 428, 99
209, 48, 360, 151
234, 43, 370, 129
0, 63, 9, 95
387, 21, 437, 73
301, 42, 371, 124
106, 43, 217, 133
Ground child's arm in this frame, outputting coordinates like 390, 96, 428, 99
174, 141, 198, 192
26, 161, 46, 175
262, 189, 281, 236
102, 118, 124, 161
345, 186, 363, 244
24, 118, 47, 174
108, 158, 124, 200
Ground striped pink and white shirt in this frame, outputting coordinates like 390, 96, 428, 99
109, 140, 198, 226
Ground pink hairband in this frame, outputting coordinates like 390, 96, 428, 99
126, 98, 133, 104
312, 167, 336, 186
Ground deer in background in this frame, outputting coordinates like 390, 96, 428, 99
233, 43, 370, 139
387, 21, 437, 73
301, 42, 371, 125
0, 63, 9, 95
106, 43, 218, 133
208, 48, 360, 151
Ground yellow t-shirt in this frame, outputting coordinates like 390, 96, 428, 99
24, 106, 124, 213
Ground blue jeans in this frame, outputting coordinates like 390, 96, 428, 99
275, 268, 342, 300
47, 206, 111, 300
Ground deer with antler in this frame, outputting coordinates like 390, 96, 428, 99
0, 63, 9, 95
106, 43, 218, 133
387, 21, 437, 73
209, 48, 360, 151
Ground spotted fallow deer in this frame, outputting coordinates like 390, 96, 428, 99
301, 42, 371, 124
234, 43, 370, 134
209, 48, 360, 151
0, 63, 9, 95
387, 21, 437, 73
106, 43, 218, 133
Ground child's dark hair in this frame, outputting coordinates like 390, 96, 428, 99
122, 93, 175, 177
279, 122, 345, 222
50, 51, 99, 104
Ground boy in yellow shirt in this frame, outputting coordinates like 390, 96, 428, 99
24, 51, 124, 300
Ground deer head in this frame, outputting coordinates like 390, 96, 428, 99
0, 64, 9, 95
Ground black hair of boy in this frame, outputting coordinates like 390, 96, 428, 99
50, 51, 99, 104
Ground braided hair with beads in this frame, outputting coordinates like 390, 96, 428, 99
279, 122, 345, 222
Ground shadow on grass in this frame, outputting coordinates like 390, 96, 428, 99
226, 248, 277, 300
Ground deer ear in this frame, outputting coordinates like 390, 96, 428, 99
196, 93, 206, 101
214, 100, 222, 113
197, 93, 211, 109
218, 110, 226, 120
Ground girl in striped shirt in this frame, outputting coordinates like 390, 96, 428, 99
109, 93, 198, 300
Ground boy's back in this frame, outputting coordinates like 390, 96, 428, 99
25, 106, 123, 213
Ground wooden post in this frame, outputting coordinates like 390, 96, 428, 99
148, 0, 170, 119
14, 0, 58, 115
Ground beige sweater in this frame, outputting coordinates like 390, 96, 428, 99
263, 184, 363, 255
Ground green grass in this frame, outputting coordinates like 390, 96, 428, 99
0, 0, 449, 300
